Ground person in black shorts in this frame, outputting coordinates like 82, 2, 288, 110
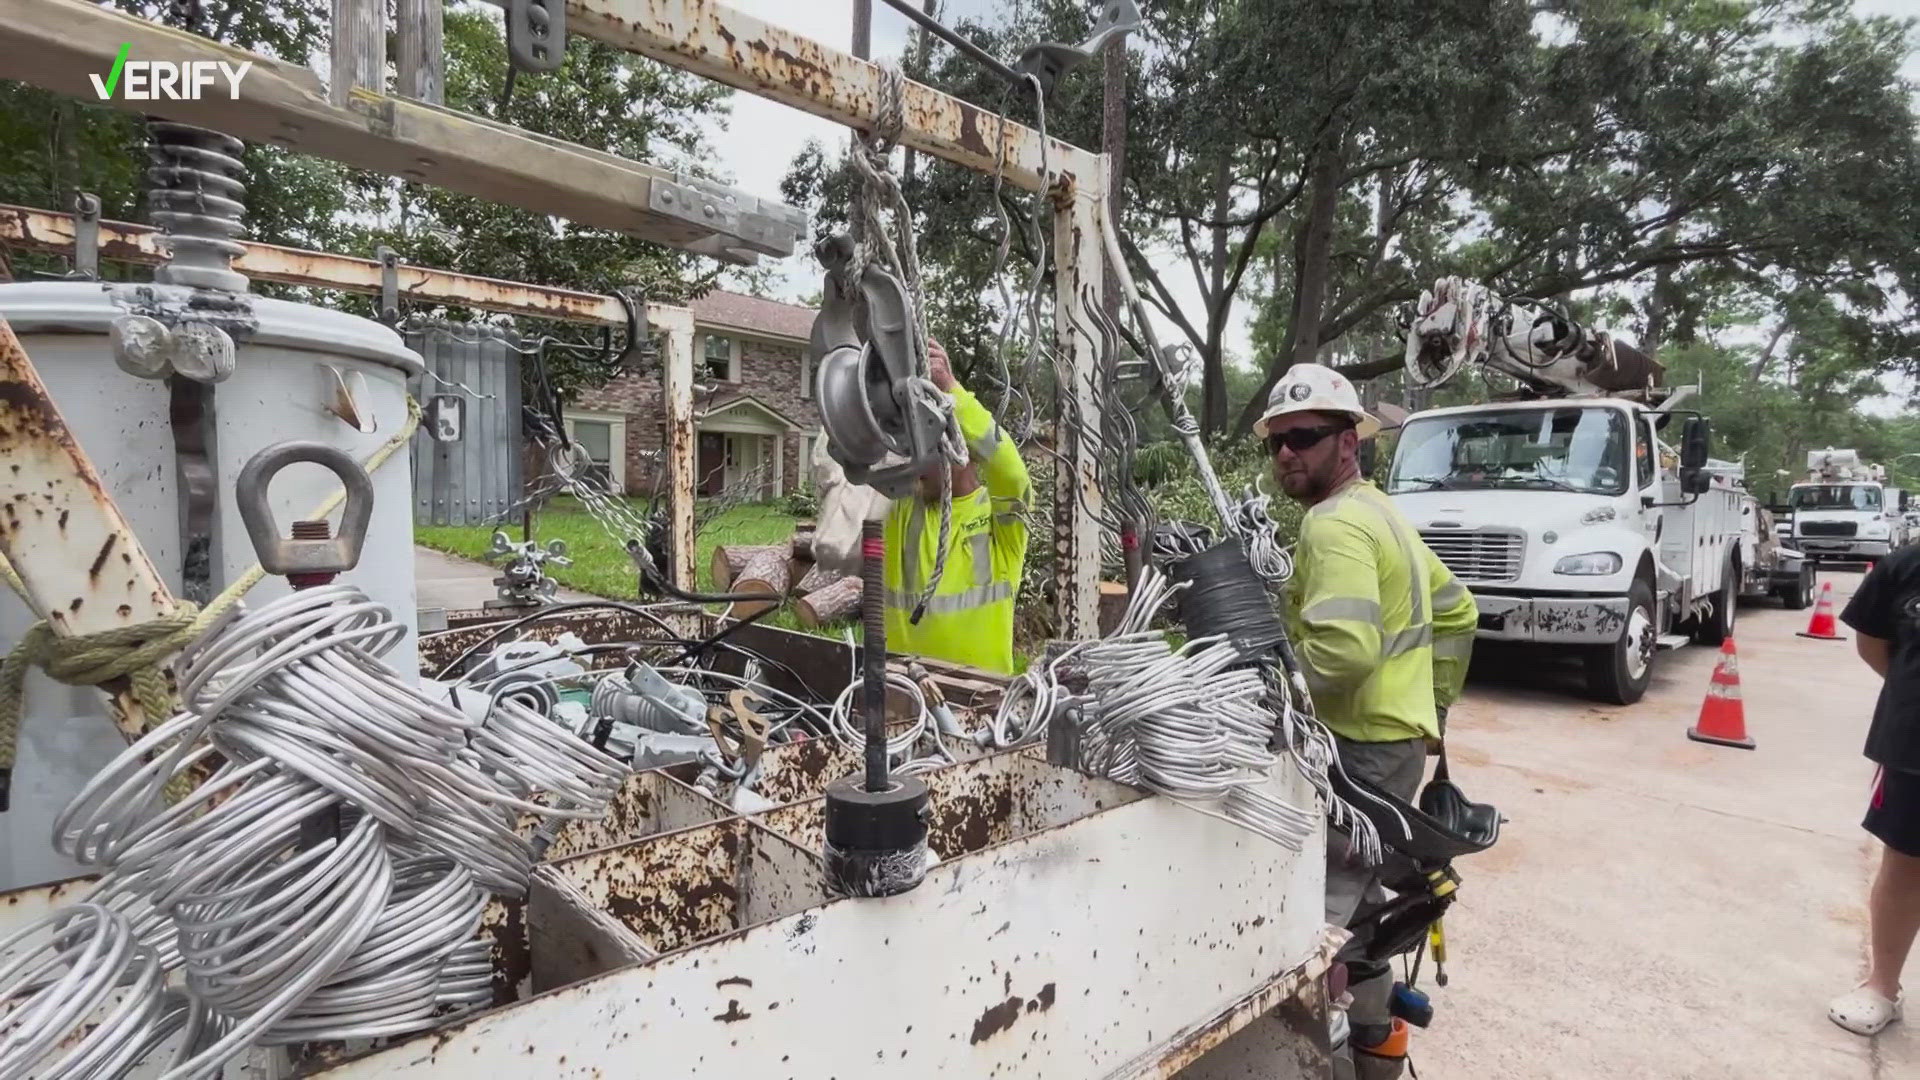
1829, 554, 1920, 1035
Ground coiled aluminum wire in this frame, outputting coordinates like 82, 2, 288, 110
11, 585, 627, 1079
0, 903, 200, 1080
1075, 632, 1317, 850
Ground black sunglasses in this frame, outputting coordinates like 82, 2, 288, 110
1266, 424, 1348, 454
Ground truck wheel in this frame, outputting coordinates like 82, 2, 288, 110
1692, 558, 1737, 646
1779, 564, 1813, 610
1587, 579, 1655, 705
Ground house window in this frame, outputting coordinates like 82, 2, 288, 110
564, 413, 626, 493
801, 351, 813, 399
703, 334, 735, 382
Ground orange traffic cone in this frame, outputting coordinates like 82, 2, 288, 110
1797, 581, 1845, 641
1689, 637, 1755, 750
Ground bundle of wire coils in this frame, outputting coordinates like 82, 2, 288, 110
0, 584, 627, 1079
1071, 628, 1318, 851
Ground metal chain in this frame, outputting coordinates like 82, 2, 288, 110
843, 63, 968, 620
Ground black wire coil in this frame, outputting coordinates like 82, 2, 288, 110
1167, 537, 1287, 659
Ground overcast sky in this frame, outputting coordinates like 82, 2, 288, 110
703, 1, 1920, 389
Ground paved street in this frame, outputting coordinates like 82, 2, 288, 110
1422, 569, 1918, 1078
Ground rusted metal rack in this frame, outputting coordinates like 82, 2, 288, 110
0, 0, 1336, 1074
0, 0, 1108, 634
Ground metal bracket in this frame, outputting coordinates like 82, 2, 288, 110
649, 175, 808, 264
426, 394, 465, 442
612, 286, 657, 370
321, 363, 377, 433
376, 245, 400, 325
71, 192, 100, 280
235, 442, 374, 576
506, 0, 568, 73
1015, 0, 1144, 98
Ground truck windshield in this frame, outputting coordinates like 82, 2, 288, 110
1790, 484, 1881, 511
1388, 407, 1630, 496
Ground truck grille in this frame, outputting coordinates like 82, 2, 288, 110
1798, 521, 1857, 537
1419, 529, 1524, 583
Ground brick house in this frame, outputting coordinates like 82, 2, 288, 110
567, 290, 821, 499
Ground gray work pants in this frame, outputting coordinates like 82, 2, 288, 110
1326, 736, 1427, 1031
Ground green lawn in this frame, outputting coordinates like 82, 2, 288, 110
416, 500, 817, 631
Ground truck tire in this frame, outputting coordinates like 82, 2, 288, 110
1779, 564, 1814, 610
1587, 579, 1656, 706
1692, 557, 1737, 646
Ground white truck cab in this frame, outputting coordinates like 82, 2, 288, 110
1386, 396, 1747, 704
1390, 276, 1805, 704
1786, 449, 1908, 563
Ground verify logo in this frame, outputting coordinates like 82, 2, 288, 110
90, 44, 253, 101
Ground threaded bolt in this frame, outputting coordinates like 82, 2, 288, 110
287, 520, 336, 589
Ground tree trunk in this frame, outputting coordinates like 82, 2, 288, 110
795, 561, 839, 595
795, 575, 862, 628
1288, 135, 1345, 368
1749, 322, 1788, 385
710, 543, 786, 589
1200, 159, 1233, 439
727, 547, 791, 619
1235, 130, 1346, 434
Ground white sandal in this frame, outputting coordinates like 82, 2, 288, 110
1829, 985, 1903, 1035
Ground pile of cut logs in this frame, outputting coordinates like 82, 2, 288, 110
709, 527, 862, 627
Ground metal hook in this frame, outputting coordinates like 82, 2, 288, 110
235, 442, 374, 578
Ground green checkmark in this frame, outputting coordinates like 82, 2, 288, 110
100, 42, 132, 98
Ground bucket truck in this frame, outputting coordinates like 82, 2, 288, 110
1385, 279, 1809, 705
1784, 449, 1910, 564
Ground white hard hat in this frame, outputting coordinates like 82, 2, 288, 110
1254, 362, 1380, 439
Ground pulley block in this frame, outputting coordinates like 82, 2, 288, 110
807, 235, 947, 499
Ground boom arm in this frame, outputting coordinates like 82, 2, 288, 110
1402, 277, 1665, 398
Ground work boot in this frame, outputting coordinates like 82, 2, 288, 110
1351, 1018, 1410, 1080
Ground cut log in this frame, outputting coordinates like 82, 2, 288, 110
792, 528, 815, 561
710, 543, 785, 589
794, 575, 861, 628
795, 561, 839, 596
726, 546, 792, 619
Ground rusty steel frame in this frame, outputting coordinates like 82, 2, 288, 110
0, 315, 184, 741
0, 0, 800, 264
0, 203, 628, 327
474, 0, 1111, 631
286, 752, 1329, 1079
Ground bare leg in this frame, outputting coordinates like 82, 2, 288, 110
1866, 845, 1920, 999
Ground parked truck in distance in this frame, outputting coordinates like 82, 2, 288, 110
1783, 449, 1910, 565
1388, 278, 1808, 705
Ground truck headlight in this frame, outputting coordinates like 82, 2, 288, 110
1554, 552, 1623, 575
1863, 524, 1889, 537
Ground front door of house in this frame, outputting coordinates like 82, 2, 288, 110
697, 432, 725, 496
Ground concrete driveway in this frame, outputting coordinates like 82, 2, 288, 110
1422, 568, 1917, 1078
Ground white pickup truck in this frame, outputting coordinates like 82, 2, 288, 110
1386, 397, 1807, 704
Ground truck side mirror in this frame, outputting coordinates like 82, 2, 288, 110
1678, 416, 1711, 493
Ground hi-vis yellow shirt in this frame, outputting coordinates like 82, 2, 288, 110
1285, 481, 1477, 743
883, 386, 1030, 674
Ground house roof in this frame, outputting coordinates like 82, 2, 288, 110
689, 289, 816, 342
697, 391, 802, 431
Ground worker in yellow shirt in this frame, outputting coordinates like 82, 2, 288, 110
882, 341, 1031, 675
1255, 363, 1477, 1079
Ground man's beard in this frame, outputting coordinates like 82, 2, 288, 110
1277, 460, 1331, 504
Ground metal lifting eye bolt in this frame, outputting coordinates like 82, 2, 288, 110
236, 442, 374, 587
